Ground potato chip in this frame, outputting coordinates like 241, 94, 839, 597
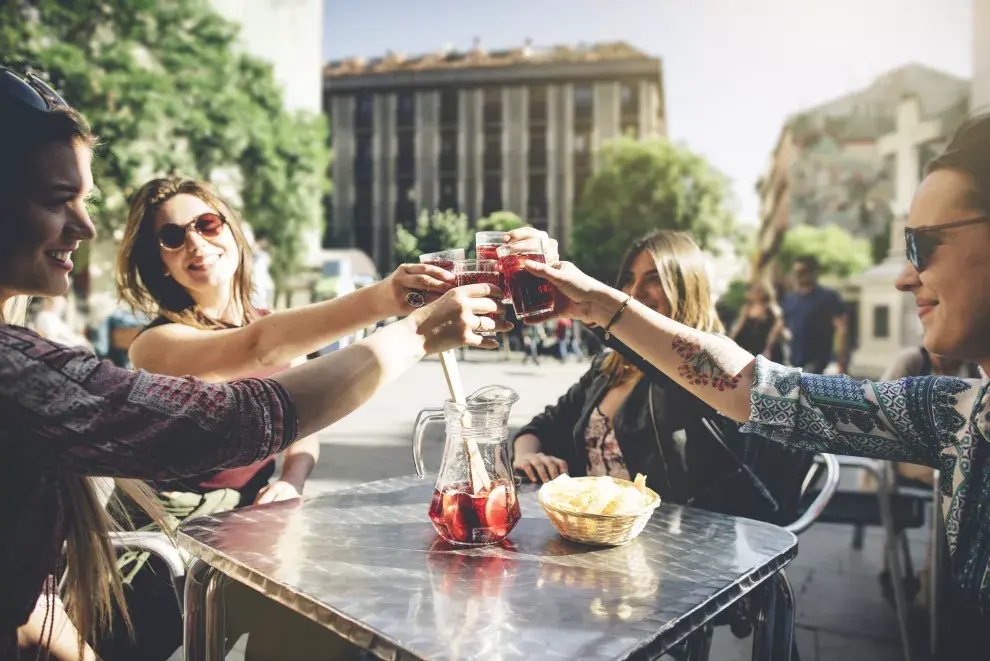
544, 474, 654, 516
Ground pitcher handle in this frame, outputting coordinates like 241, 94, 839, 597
412, 407, 445, 478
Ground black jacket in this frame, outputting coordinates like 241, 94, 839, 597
516, 331, 815, 526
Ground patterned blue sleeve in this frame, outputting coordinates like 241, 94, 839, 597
740, 356, 978, 467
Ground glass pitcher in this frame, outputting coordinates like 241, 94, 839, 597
413, 386, 521, 546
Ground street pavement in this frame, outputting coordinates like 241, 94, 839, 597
216, 350, 914, 660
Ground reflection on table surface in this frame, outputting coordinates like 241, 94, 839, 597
178, 475, 796, 660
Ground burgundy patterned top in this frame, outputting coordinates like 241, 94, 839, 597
0, 324, 299, 657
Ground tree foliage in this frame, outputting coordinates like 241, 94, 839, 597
394, 209, 472, 265
777, 225, 872, 278
570, 137, 737, 283
0, 0, 330, 288
476, 211, 525, 233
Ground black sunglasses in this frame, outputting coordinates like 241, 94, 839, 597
905, 216, 990, 272
157, 212, 228, 251
0, 66, 68, 114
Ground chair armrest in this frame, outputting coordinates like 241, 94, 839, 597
109, 531, 188, 581
785, 453, 840, 535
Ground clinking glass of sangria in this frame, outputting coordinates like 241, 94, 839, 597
413, 386, 521, 546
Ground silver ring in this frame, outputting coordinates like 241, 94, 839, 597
405, 291, 426, 308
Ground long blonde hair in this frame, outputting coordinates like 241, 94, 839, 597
116, 176, 261, 329
602, 230, 724, 382
0, 105, 169, 653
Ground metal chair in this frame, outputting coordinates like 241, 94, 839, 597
822, 457, 936, 661
109, 530, 190, 614
681, 453, 841, 661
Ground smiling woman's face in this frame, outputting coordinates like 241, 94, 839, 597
895, 169, 990, 362
153, 193, 239, 297
0, 140, 96, 301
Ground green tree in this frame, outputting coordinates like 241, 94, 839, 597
777, 225, 872, 278
0, 0, 330, 292
570, 137, 737, 282
476, 211, 525, 233
394, 209, 472, 265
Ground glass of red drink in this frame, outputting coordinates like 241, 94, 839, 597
453, 259, 500, 337
475, 231, 510, 303
418, 248, 465, 273
496, 238, 556, 319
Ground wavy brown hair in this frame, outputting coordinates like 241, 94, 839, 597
116, 177, 261, 329
602, 230, 724, 382
0, 103, 167, 654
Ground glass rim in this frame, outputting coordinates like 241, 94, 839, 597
496, 237, 545, 256
419, 248, 465, 262
453, 258, 499, 271
475, 231, 505, 244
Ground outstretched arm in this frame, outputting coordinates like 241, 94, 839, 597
129, 263, 454, 381
520, 260, 976, 467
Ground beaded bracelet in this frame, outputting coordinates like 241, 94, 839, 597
603, 297, 632, 340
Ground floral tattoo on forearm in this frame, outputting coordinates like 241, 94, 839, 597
672, 332, 742, 391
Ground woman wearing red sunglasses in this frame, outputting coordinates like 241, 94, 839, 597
520, 113, 990, 660
0, 67, 502, 661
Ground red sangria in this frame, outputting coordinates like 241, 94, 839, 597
419, 249, 464, 274
497, 242, 555, 318
428, 481, 521, 546
475, 231, 507, 299
453, 259, 500, 336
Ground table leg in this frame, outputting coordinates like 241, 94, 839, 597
183, 560, 227, 661
683, 624, 713, 661
752, 572, 794, 661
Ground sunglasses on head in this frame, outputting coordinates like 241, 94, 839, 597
157, 212, 227, 251
905, 216, 990, 272
0, 66, 68, 114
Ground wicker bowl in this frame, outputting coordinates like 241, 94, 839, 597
538, 478, 662, 546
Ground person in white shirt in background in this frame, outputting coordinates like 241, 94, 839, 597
245, 225, 275, 310
32, 296, 91, 349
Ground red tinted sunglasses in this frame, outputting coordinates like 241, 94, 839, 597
157, 212, 227, 251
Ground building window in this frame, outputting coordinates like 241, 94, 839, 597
395, 176, 416, 230
440, 129, 458, 175
355, 93, 374, 131
354, 134, 373, 183
529, 127, 547, 171
873, 305, 890, 339
439, 177, 458, 212
397, 132, 414, 176
573, 129, 593, 173
484, 132, 502, 173
354, 183, 373, 254
574, 85, 593, 123
483, 87, 502, 127
529, 86, 547, 126
483, 175, 502, 216
528, 173, 548, 227
397, 91, 415, 129
620, 82, 639, 119
440, 88, 458, 127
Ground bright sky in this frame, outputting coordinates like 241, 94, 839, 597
323, 0, 972, 223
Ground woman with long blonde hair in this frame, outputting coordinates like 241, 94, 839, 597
513, 230, 727, 501
0, 67, 503, 661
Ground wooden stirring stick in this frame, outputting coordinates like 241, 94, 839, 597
438, 350, 491, 494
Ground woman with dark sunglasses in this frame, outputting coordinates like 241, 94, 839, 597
0, 68, 502, 660
516, 113, 990, 659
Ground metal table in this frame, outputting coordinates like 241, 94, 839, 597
179, 476, 797, 661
